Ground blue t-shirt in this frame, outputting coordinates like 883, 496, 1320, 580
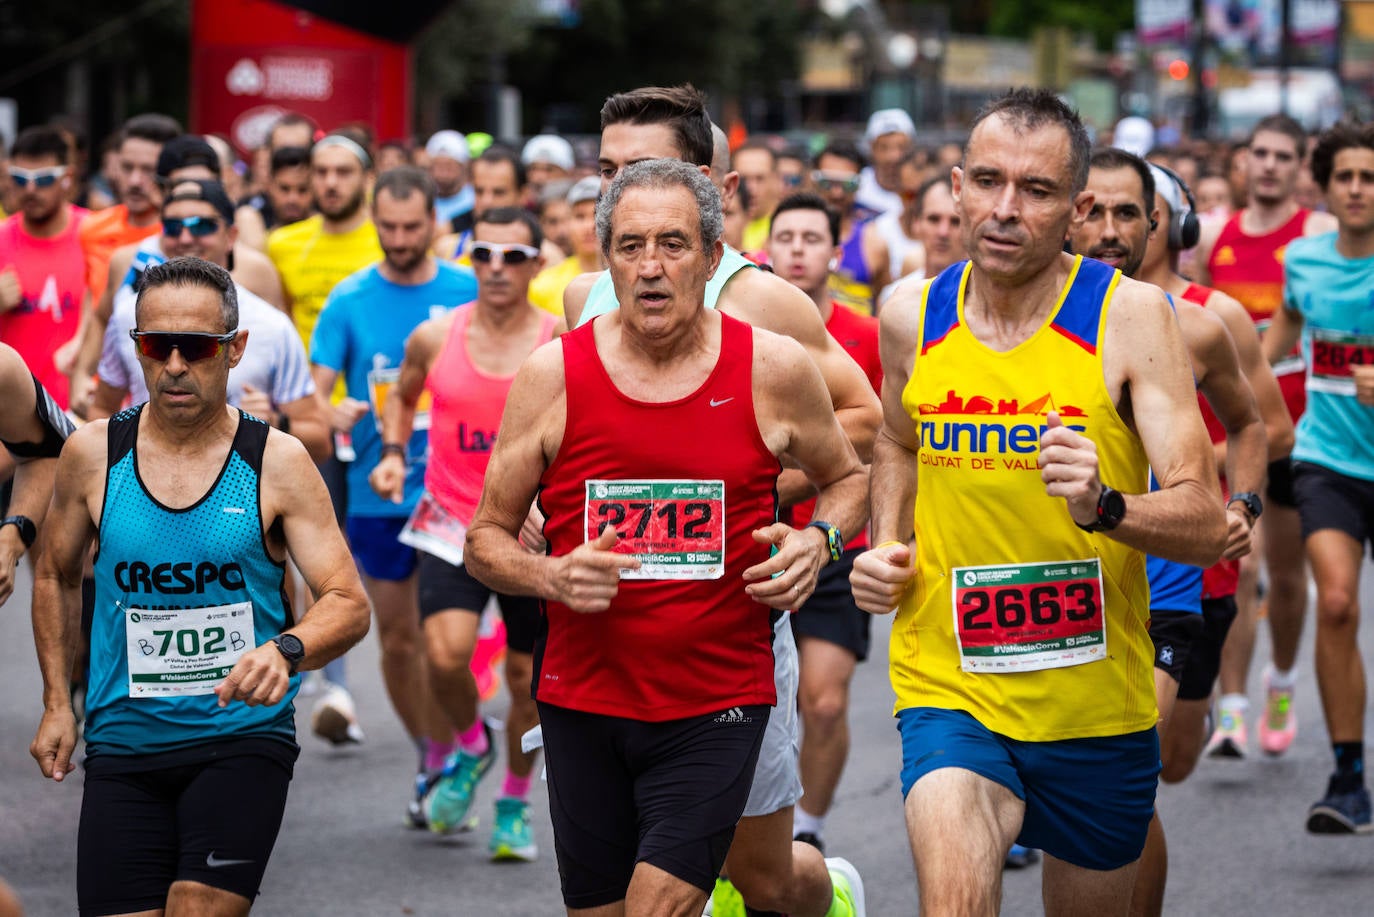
1284, 233, 1374, 481
310, 261, 478, 517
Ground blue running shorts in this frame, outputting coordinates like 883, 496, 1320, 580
346, 515, 418, 582
897, 707, 1159, 871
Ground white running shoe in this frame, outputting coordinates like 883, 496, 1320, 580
310, 683, 365, 746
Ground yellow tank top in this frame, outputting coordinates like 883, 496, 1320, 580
894, 256, 1155, 742
267, 215, 384, 350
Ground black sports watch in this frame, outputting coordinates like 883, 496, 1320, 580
1227, 492, 1263, 523
1076, 485, 1126, 533
270, 633, 306, 675
0, 515, 36, 550
805, 520, 844, 563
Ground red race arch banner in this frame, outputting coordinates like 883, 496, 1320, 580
190, 0, 411, 154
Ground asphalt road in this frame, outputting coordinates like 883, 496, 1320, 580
4, 559, 1374, 915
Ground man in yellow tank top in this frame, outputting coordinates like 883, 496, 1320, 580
850, 88, 1227, 915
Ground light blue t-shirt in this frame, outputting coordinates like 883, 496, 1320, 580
575, 244, 757, 328
435, 186, 475, 227
1283, 233, 1374, 481
311, 261, 478, 516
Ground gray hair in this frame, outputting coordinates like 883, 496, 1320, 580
136, 256, 239, 331
596, 158, 723, 256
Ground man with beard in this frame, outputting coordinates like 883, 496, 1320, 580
310, 167, 477, 822
268, 131, 383, 355
426, 130, 473, 229
1069, 147, 1269, 917
1194, 114, 1338, 761
0, 125, 88, 408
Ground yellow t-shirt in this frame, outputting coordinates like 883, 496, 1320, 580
894, 257, 1154, 742
742, 215, 771, 253
267, 215, 383, 351
527, 257, 585, 317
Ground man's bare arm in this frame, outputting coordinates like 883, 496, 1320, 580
1262, 302, 1305, 370
29, 425, 104, 780
724, 269, 882, 461
562, 271, 599, 330
1183, 302, 1267, 559
276, 393, 331, 463
233, 245, 287, 309
848, 285, 924, 615
1206, 291, 1294, 461
1101, 281, 1227, 565
371, 318, 445, 503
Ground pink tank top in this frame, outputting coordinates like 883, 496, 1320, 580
424, 303, 558, 524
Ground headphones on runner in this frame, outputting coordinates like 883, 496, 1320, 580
1152, 163, 1200, 251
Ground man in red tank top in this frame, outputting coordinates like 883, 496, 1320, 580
765, 191, 882, 858
1194, 114, 1336, 761
1139, 163, 1297, 772
466, 160, 868, 917
371, 207, 561, 858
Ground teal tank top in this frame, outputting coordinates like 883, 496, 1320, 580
84, 407, 297, 757
575, 244, 757, 327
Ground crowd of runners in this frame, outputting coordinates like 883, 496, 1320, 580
0, 80, 1371, 917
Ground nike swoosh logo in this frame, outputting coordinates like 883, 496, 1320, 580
206, 852, 255, 868
709, 397, 734, 407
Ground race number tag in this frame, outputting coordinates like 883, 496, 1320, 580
368, 367, 432, 432
584, 479, 725, 580
1308, 327, 1374, 397
951, 559, 1106, 673
125, 602, 255, 697
398, 491, 467, 567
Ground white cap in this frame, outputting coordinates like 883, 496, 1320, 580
522, 135, 575, 172
1113, 116, 1155, 158
567, 176, 600, 206
864, 108, 917, 147
425, 130, 469, 164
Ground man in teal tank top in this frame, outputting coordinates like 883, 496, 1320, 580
1266, 121, 1374, 836
30, 257, 369, 916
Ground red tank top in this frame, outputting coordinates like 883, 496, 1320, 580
1207, 209, 1308, 422
424, 304, 557, 525
536, 313, 781, 721
1180, 282, 1238, 599
789, 303, 881, 549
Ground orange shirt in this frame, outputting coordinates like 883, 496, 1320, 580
78, 205, 160, 302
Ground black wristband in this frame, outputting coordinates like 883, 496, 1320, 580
380, 443, 407, 461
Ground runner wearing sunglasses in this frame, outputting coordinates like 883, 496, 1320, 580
812, 142, 888, 315
370, 206, 559, 859
0, 125, 88, 409
87, 179, 327, 463
30, 255, 370, 917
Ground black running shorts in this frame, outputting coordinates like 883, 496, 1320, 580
538, 700, 769, 909
1267, 456, 1298, 508
78, 738, 296, 916
1177, 596, 1239, 701
1148, 609, 1205, 682
1293, 460, 1374, 548
417, 551, 540, 653
791, 548, 872, 661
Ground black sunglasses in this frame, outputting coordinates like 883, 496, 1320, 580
162, 216, 222, 238
129, 330, 238, 362
470, 242, 540, 266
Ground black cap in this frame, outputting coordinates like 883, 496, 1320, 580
163, 179, 236, 225
156, 136, 221, 180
